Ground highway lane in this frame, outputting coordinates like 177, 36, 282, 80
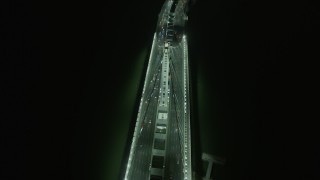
164, 41, 185, 179
128, 41, 165, 179
129, 73, 159, 178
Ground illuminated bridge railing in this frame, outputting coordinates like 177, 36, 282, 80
182, 35, 192, 180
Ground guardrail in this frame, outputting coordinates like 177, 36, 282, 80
183, 35, 192, 180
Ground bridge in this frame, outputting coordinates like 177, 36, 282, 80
123, 0, 192, 179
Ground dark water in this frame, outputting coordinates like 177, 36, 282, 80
1, 0, 319, 180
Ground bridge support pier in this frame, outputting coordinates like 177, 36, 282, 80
201, 153, 226, 180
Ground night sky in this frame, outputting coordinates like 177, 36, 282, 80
1, 0, 319, 180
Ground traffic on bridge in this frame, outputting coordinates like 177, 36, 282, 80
123, 1, 192, 179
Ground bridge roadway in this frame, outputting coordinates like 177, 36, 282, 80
126, 36, 188, 179
129, 43, 162, 179
124, 0, 191, 179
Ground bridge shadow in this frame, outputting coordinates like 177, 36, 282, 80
189, 50, 204, 178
